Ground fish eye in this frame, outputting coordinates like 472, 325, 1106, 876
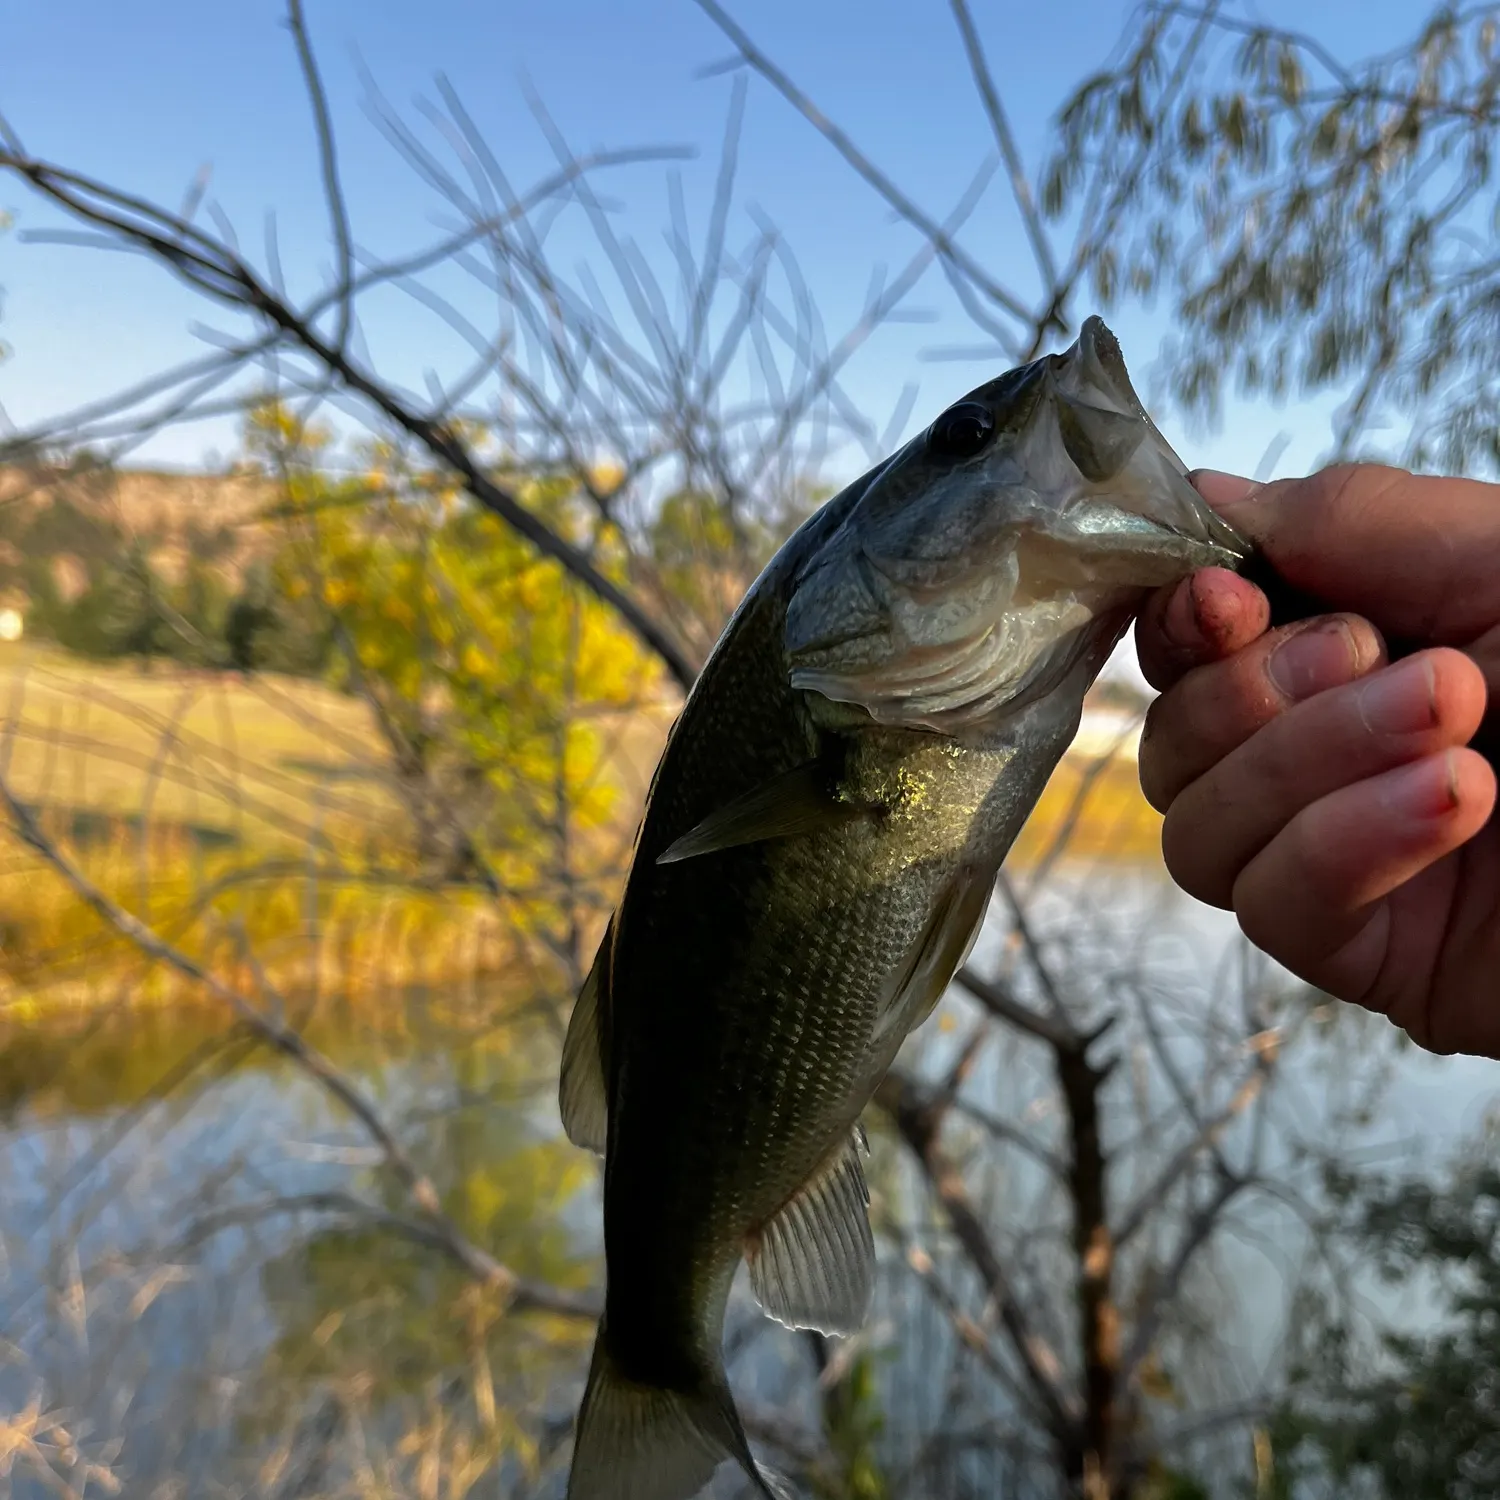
927, 401, 995, 460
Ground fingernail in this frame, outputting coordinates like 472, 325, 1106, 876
1381, 752, 1462, 821
1266, 619, 1357, 701
1160, 576, 1204, 650
1192, 470, 1262, 507
1354, 656, 1438, 737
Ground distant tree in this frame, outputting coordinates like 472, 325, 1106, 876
1046, 3, 1500, 472
1261, 1150, 1500, 1499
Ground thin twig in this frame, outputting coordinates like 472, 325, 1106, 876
0, 765, 568, 1306
286, 0, 355, 355
692, 0, 1033, 343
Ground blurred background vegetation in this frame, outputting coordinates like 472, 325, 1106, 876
3, 3, 1500, 1497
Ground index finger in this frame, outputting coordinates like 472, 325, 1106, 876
1135, 565, 1271, 690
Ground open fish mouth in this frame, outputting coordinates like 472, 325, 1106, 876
782, 316, 1248, 732
1048, 316, 1247, 560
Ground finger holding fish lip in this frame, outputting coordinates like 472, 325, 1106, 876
1134, 566, 1270, 690
1161, 647, 1488, 910
1139, 612, 1387, 813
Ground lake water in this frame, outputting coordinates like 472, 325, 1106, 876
3, 861, 1497, 1499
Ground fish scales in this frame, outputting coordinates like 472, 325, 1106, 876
561, 317, 1250, 1500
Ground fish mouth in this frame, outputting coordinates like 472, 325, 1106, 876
781, 316, 1250, 733
1048, 316, 1249, 572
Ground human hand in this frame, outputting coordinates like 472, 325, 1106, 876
1135, 465, 1500, 1056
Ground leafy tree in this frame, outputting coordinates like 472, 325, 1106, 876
247, 401, 660, 953
1263, 1153, 1500, 1499
1047, 3, 1500, 471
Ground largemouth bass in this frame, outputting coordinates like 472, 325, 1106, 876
560, 317, 1246, 1500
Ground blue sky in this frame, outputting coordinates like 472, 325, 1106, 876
0, 0, 1424, 483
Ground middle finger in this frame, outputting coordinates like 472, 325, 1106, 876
1161, 647, 1488, 909
1140, 614, 1386, 813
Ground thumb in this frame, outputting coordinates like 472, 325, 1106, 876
1191, 470, 1263, 509
1186, 463, 1500, 646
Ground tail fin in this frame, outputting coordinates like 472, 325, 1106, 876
566, 1323, 789, 1500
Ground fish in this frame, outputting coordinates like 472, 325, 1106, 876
559, 316, 1247, 1500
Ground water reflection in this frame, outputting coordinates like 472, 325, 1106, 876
3, 866, 1498, 1499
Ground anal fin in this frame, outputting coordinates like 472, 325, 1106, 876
559, 918, 612, 1155
746, 1127, 873, 1337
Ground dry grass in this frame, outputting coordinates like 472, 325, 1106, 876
0, 644, 563, 1026
0, 640, 397, 849
0, 641, 1157, 1032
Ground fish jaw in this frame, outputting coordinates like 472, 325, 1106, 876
783, 316, 1247, 734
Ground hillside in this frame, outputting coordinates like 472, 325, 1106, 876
0, 462, 277, 615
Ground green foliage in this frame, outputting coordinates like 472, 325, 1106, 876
1046, 3, 1500, 469
1139, 1469, 1212, 1500
818, 1347, 891, 1500
245, 400, 659, 907
1266, 1156, 1500, 1498
645, 485, 781, 638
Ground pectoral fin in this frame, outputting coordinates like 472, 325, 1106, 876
656, 762, 874, 865
559, 918, 612, 1155
746, 1126, 874, 1336
871, 863, 995, 1054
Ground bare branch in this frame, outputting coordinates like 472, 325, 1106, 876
948, 0, 1062, 303
877, 1069, 1076, 1440
692, 0, 1034, 346
0, 765, 564, 1308
178, 1192, 599, 1318
0, 146, 700, 689
286, 0, 354, 355
1113, 1030, 1278, 1251
1119, 1169, 1247, 1387
956, 964, 1076, 1050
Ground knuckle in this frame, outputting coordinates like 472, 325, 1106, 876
1230, 866, 1284, 957
1232, 821, 1340, 959
1135, 597, 1193, 688
1310, 462, 1407, 536
1248, 731, 1318, 807
1160, 796, 1235, 909
1136, 700, 1178, 812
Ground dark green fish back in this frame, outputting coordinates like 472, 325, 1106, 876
599, 530, 1064, 1378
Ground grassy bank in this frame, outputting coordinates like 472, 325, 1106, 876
0, 642, 1159, 1035
0, 643, 631, 1026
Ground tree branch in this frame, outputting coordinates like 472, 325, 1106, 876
956, 964, 1076, 1050
692, 0, 1034, 345
285, 0, 354, 355
178, 1191, 599, 1318
0, 764, 574, 1311
947, 0, 1062, 305
876, 1069, 1076, 1440
1113, 1031, 1277, 1251
0, 146, 701, 690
